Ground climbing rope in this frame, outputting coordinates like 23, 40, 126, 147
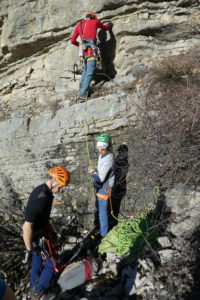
81, 99, 127, 222
82, 99, 92, 168
78, 66, 158, 224
81, 98, 123, 222
98, 208, 158, 257
108, 191, 124, 222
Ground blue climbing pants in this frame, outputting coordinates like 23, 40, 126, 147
0, 278, 6, 300
79, 59, 96, 97
95, 188, 110, 237
30, 251, 54, 292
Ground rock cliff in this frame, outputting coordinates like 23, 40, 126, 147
0, 0, 200, 224
0, 1, 200, 299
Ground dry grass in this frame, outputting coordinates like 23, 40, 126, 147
148, 46, 200, 93
127, 46, 200, 204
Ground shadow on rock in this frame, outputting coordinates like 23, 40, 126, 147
184, 225, 200, 300
94, 27, 117, 83
109, 144, 129, 229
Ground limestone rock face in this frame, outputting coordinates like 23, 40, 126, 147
0, 0, 199, 225
166, 185, 200, 242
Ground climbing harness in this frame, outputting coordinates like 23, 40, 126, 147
45, 239, 60, 273
79, 19, 103, 70
36, 236, 63, 273
79, 41, 102, 71
96, 189, 122, 222
32, 225, 63, 273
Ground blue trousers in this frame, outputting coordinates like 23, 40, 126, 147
30, 251, 54, 292
95, 188, 109, 237
0, 278, 6, 300
79, 59, 96, 97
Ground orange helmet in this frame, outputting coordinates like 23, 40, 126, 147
86, 12, 97, 19
48, 166, 70, 187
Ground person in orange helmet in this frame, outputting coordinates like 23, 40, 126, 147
22, 166, 69, 300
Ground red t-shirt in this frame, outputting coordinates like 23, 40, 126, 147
70, 19, 110, 56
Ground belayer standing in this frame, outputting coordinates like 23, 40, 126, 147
22, 166, 70, 300
70, 12, 112, 102
88, 134, 115, 238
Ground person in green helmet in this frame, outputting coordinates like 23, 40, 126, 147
88, 133, 115, 237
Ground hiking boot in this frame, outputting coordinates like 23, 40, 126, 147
42, 292, 55, 300
30, 290, 44, 300
25, 294, 43, 300
32, 293, 44, 300
25, 288, 33, 300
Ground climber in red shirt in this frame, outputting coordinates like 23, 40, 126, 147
70, 12, 111, 102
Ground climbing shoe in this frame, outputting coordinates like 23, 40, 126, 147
77, 97, 88, 103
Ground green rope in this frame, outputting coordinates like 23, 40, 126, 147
110, 211, 124, 222
98, 209, 158, 257
82, 99, 92, 168
81, 94, 158, 225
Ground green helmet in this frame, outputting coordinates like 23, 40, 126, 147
96, 133, 111, 146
